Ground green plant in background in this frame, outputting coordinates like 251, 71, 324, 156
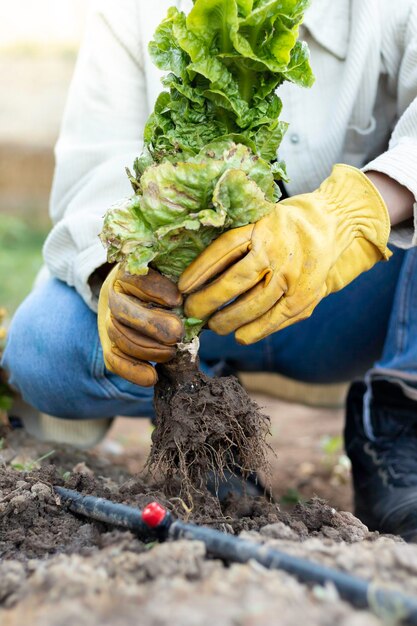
0, 215, 47, 414
280, 487, 304, 506
11, 449, 55, 472
320, 434, 351, 485
0, 384, 11, 412
320, 434, 343, 459
0, 215, 48, 318
0, 307, 12, 412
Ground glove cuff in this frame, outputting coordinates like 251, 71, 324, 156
318, 164, 392, 260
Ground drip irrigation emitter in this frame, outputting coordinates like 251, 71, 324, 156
55, 486, 417, 624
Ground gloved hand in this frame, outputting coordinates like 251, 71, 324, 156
98, 265, 183, 386
179, 164, 392, 345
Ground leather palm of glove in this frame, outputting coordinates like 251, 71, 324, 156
98, 265, 184, 386
179, 164, 392, 345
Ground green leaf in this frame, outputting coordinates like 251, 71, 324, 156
282, 40, 315, 87
213, 168, 276, 227
236, 0, 253, 17
184, 317, 205, 341
149, 10, 189, 79
140, 158, 227, 230
185, 317, 203, 326
100, 197, 154, 269
271, 159, 289, 183
186, 0, 238, 53
253, 120, 288, 161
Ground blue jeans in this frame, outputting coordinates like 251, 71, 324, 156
2, 247, 416, 420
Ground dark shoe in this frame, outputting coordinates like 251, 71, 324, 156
207, 467, 266, 501
345, 380, 417, 541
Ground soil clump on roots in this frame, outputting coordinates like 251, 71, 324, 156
148, 352, 271, 506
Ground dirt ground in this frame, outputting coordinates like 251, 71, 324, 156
2, 392, 417, 626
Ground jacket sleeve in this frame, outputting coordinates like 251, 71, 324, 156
362, 3, 417, 249
43, 0, 149, 310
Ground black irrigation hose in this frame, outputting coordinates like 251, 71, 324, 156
55, 486, 417, 624
171, 520, 417, 621
55, 486, 167, 541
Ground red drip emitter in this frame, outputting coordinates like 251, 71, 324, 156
142, 502, 168, 528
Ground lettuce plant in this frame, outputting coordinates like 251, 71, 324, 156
101, 0, 313, 286
100, 0, 314, 501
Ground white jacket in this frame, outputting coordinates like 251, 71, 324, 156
44, 0, 417, 311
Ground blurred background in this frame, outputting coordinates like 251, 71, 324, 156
0, 0, 87, 323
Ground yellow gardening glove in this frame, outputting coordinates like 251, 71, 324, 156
179, 164, 392, 345
98, 265, 184, 386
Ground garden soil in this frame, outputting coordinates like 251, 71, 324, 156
1, 400, 417, 626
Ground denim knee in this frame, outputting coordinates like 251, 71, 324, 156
2, 279, 154, 419
3, 279, 96, 417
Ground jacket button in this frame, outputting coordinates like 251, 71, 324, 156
290, 133, 300, 144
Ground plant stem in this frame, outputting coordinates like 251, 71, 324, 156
156, 350, 201, 388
